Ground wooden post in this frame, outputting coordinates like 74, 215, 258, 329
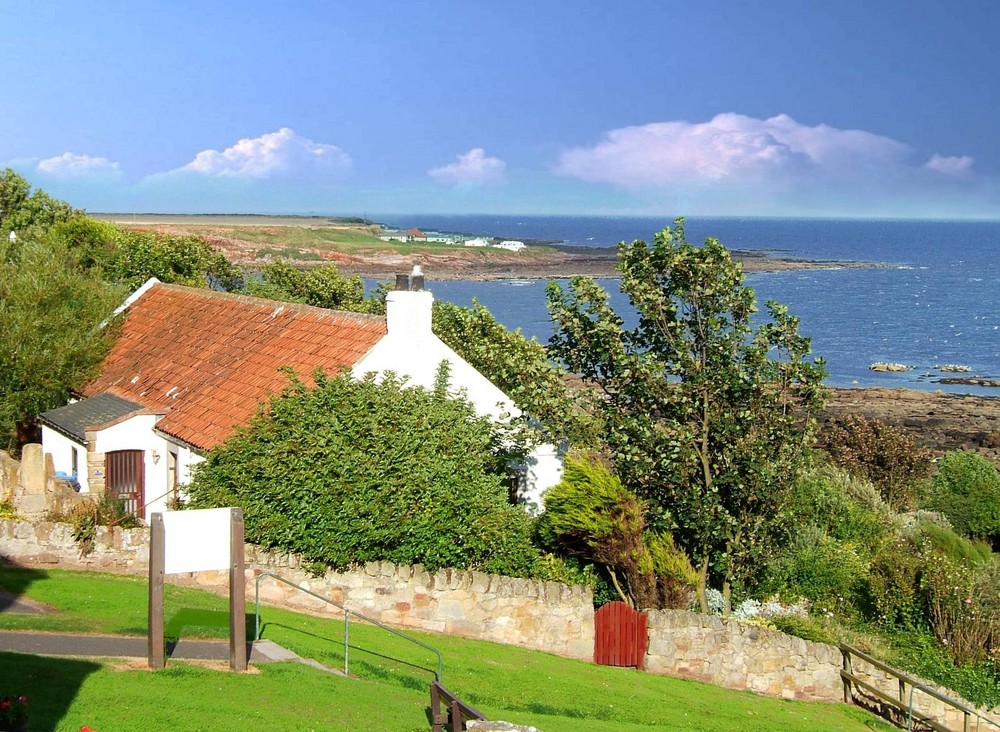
148, 513, 165, 669
229, 508, 247, 672
841, 647, 853, 704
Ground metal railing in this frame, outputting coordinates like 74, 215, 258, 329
253, 570, 444, 682
840, 643, 1000, 732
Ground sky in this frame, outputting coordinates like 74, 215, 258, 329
3, 0, 1000, 218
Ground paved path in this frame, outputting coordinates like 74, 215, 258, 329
0, 631, 343, 673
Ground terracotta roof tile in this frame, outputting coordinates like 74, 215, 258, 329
84, 283, 387, 451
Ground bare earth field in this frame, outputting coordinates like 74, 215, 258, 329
96, 213, 873, 280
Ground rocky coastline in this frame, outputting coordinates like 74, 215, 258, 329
820, 387, 1000, 463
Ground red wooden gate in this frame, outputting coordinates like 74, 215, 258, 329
594, 601, 648, 669
106, 449, 144, 517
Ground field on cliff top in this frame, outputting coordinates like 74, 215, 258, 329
0, 566, 893, 731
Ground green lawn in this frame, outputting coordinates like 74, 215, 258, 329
0, 567, 894, 731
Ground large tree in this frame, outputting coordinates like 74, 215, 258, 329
545, 220, 826, 611
0, 230, 125, 449
0, 169, 80, 233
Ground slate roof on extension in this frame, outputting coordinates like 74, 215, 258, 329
83, 282, 388, 451
39, 392, 146, 444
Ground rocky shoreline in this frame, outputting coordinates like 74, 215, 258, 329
820, 387, 1000, 463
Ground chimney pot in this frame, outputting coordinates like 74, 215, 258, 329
394, 274, 409, 291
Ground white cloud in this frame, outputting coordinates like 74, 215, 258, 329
925, 154, 974, 176
175, 128, 351, 180
428, 148, 506, 185
554, 113, 914, 187
36, 152, 121, 179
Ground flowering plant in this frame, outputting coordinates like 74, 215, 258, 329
0, 695, 27, 726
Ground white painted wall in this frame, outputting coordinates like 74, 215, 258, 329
41, 426, 87, 491
353, 288, 564, 504
43, 412, 207, 521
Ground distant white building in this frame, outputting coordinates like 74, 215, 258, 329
378, 229, 409, 242
495, 240, 526, 252
463, 238, 491, 247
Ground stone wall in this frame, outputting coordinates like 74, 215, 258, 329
0, 518, 594, 660
1, 447, 93, 519
0, 518, 149, 570
645, 609, 1000, 731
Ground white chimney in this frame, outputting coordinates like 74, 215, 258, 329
386, 266, 433, 335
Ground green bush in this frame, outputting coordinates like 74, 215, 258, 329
825, 414, 933, 510
536, 454, 696, 608
863, 538, 923, 628
768, 614, 838, 645
788, 462, 895, 551
918, 520, 994, 565
886, 628, 1000, 709
187, 369, 541, 576
927, 451, 1000, 544
920, 553, 1000, 667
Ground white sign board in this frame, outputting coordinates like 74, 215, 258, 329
161, 507, 233, 574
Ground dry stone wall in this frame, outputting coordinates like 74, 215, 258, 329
0, 518, 594, 660
645, 609, 1000, 731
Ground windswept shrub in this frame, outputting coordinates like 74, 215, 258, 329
825, 414, 933, 510
864, 538, 923, 628
188, 369, 541, 576
921, 554, 1000, 667
918, 520, 994, 565
536, 454, 696, 609
927, 450, 1000, 544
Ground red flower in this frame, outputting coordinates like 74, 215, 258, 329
1, 701, 10, 710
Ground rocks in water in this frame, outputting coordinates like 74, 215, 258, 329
938, 377, 1000, 387
938, 364, 972, 373
870, 362, 909, 372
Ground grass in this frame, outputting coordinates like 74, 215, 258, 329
153, 222, 559, 258
0, 566, 896, 731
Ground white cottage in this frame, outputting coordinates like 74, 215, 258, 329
40, 273, 562, 520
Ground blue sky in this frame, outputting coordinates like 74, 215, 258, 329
3, 0, 999, 217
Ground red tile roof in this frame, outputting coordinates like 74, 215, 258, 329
84, 283, 387, 451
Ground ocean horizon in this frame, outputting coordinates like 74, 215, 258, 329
371, 215, 1000, 396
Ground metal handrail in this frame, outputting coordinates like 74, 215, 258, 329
253, 570, 444, 682
841, 643, 999, 732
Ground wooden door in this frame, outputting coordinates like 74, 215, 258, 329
594, 601, 648, 669
106, 449, 144, 516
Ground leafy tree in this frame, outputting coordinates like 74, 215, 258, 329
536, 454, 696, 608
927, 450, 1000, 544
825, 414, 933, 510
243, 260, 376, 312
0, 169, 80, 233
545, 220, 826, 611
187, 368, 542, 576
432, 300, 594, 444
0, 231, 124, 449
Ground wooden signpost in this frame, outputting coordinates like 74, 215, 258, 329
148, 507, 246, 671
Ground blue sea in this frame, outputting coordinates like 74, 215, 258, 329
378, 215, 1000, 395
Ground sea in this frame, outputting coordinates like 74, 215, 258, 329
376, 215, 1000, 396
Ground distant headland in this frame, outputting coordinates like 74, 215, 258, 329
92, 213, 877, 281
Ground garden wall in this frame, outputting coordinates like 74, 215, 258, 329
0, 518, 594, 660
645, 609, 1000, 731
